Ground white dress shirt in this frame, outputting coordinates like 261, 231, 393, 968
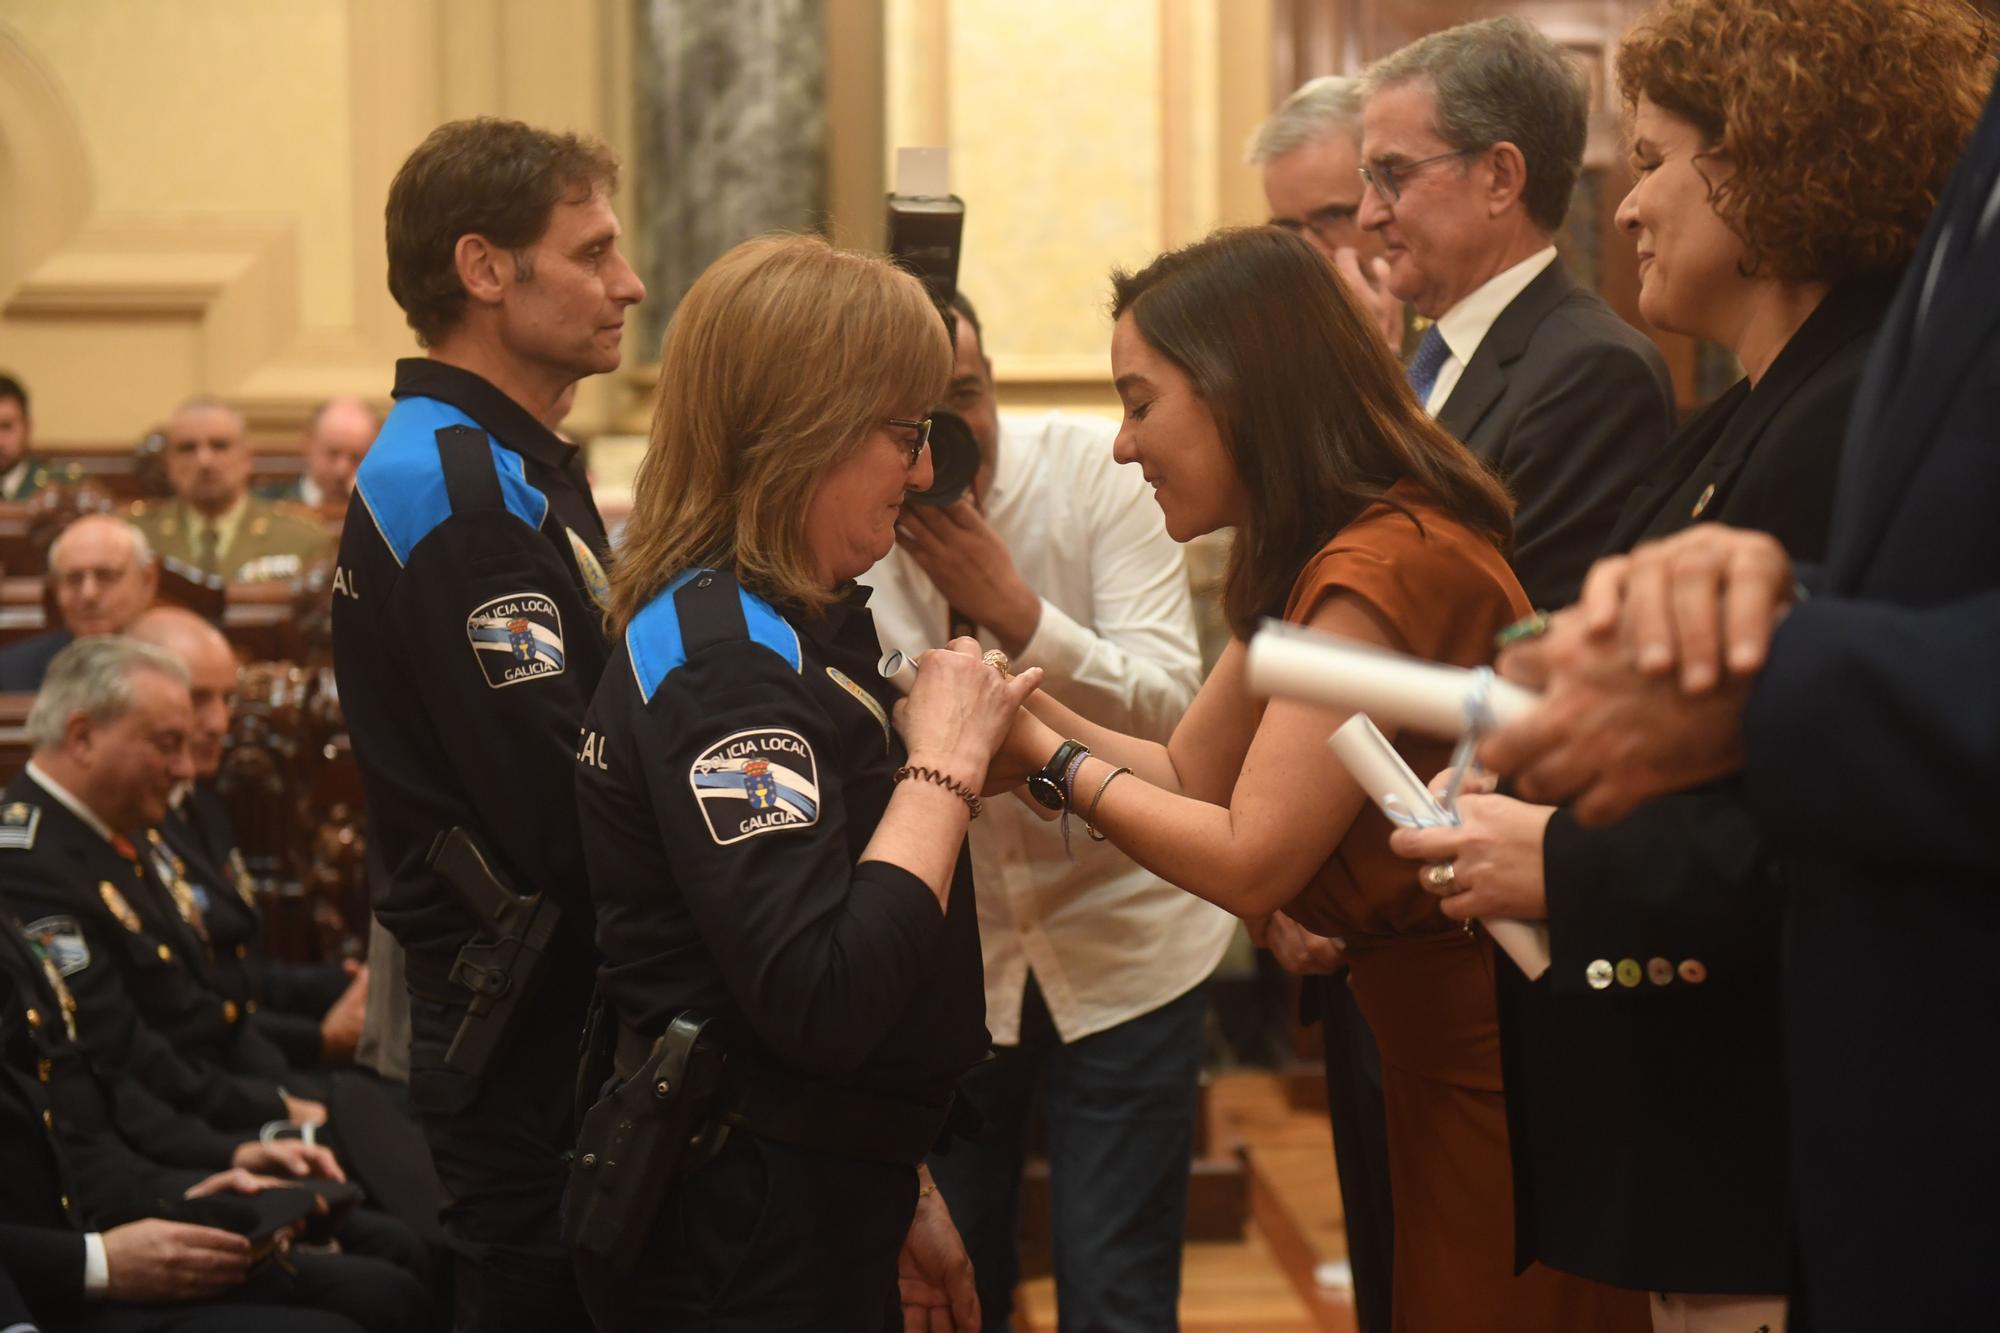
1423, 245, 1560, 415
863, 411, 1235, 1043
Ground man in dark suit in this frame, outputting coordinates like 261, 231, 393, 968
0, 516, 157, 694
128, 607, 364, 1071
1483, 76, 2000, 1332
1357, 16, 1677, 609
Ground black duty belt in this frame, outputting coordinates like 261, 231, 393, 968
614, 1023, 952, 1168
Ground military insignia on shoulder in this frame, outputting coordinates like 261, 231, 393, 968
24, 914, 91, 980
0, 801, 40, 850
99, 881, 145, 934
467, 591, 567, 688
566, 527, 612, 610
688, 727, 821, 845
825, 666, 891, 752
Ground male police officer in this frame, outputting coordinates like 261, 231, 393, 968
331, 117, 642, 1331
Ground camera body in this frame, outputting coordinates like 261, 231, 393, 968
888, 165, 981, 507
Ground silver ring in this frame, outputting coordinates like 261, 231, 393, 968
1422, 862, 1457, 891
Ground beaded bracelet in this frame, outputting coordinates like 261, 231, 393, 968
1057, 746, 1093, 861
894, 764, 983, 819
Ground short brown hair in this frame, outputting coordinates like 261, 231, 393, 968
1111, 227, 1514, 639
608, 234, 950, 629
1618, 0, 1994, 282
385, 118, 619, 346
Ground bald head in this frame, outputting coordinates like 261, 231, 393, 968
127, 606, 237, 777
50, 514, 156, 636
303, 396, 377, 505
164, 397, 253, 518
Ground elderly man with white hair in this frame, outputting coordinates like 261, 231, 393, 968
0, 514, 158, 691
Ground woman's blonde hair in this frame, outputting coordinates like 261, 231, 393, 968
608, 233, 951, 630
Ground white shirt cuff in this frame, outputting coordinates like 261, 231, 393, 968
83, 1230, 110, 1296
1015, 597, 1090, 681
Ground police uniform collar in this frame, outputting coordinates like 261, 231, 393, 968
22, 762, 121, 848
392, 358, 577, 471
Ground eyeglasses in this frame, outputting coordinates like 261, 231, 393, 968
1270, 202, 1361, 245
886, 416, 932, 469
1358, 148, 1476, 206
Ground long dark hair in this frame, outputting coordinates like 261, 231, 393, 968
1111, 227, 1514, 638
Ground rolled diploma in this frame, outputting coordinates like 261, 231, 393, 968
1246, 623, 1538, 735
1328, 714, 1551, 981
878, 647, 1056, 821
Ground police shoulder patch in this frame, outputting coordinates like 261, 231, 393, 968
466, 591, 567, 688
24, 914, 91, 977
0, 801, 40, 850
688, 727, 821, 846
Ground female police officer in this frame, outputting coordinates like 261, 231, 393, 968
571, 233, 1041, 1330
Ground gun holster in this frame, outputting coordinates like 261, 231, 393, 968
426, 826, 561, 1084
562, 1010, 729, 1272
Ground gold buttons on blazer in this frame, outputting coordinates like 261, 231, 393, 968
222, 1000, 239, 1023
37, 1058, 52, 1084
1616, 959, 1643, 988
1678, 958, 1708, 984
1586, 959, 1614, 990
24, 1007, 40, 1029
156, 943, 173, 962
235, 944, 249, 960
1691, 482, 1716, 519
42, 1109, 53, 1131
1646, 957, 1674, 987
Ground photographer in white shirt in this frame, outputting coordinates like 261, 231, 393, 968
864, 294, 1229, 1332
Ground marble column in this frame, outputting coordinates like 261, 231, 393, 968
632, 0, 829, 351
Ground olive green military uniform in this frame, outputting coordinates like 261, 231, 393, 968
131, 496, 333, 582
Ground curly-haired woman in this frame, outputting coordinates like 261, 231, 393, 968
1385, 1, 1994, 1327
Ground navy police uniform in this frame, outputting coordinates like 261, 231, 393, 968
333, 358, 609, 1331
0, 773, 296, 1131
574, 571, 988, 1329
157, 782, 350, 1069
0, 917, 431, 1333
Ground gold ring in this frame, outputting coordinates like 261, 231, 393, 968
981, 649, 1012, 676
1422, 862, 1457, 891
1495, 611, 1552, 648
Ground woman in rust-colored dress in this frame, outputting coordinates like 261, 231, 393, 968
993, 227, 1645, 1331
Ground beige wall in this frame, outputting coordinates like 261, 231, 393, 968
0, 0, 1270, 448
0, 0, 627, 447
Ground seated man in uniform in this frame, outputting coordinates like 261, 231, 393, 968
0, 371, 54, 502
261, 397, 377, 513
127, 606, 367, 1069
0, 909, 430, 1333
1, 636, 328, 1134
0, 515, 158, 693
131, 399, 332, 584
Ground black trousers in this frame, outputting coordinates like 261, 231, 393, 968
51, 1251, 430, 1333
404, 954, 593, 1333
576, 1133, 914, 1332
1312, 972, 1395, 1333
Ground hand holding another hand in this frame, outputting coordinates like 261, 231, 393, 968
894, 637, 1044, 794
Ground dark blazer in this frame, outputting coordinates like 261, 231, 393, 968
1500, 275, 1897, 1295
1736, 82, 2000, 1332
0, 771, 289, 1130
1436, 257, 1679, 610
0, 630, 71, 694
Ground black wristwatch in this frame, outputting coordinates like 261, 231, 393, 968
1027, 739, 1087, 811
